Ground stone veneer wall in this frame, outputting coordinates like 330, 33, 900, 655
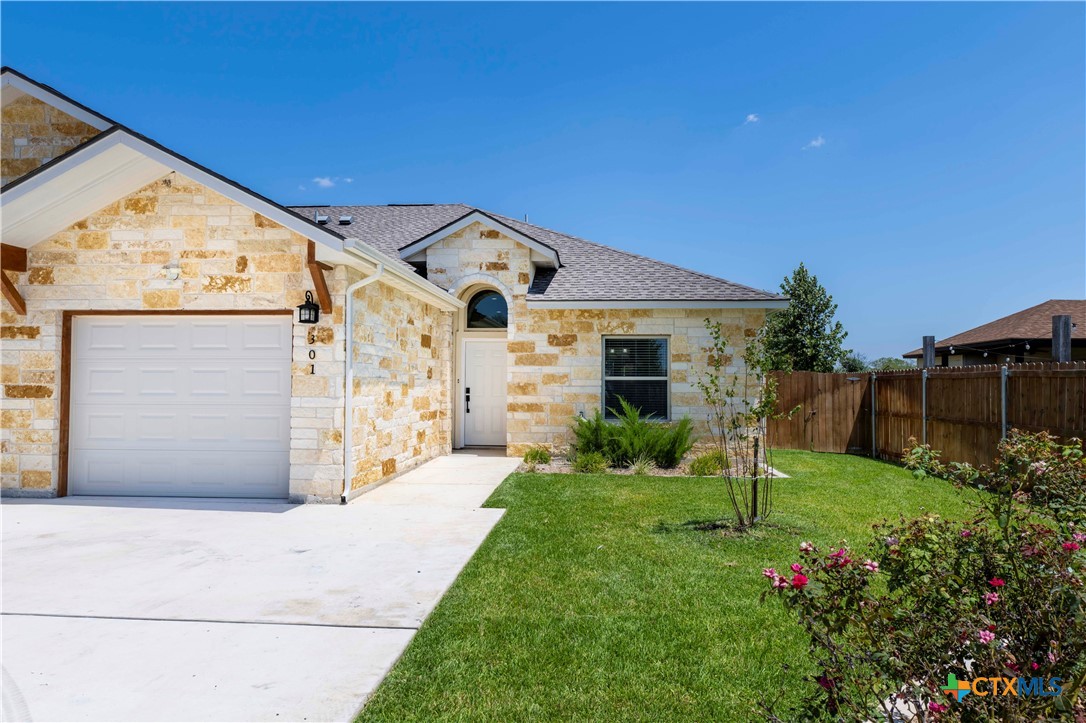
422, 221, 768, 456
1, 95, 101, 185
0, 172, 351, 501
348, 281, 453, 491
508, 306, 767, 455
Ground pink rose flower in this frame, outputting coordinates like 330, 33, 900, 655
978, 630, 995, 644
790, 563, 803, 573
1074, 532, 1086, 543
1063, 541, 1081, 551
772, 576, 790, 589
960, 529, 972, 538
762, 568, 777, 579
929, 701, 948, 713
989, 577, 1006, 587
799, 541, 814, 552
983, 592, 999, 606
863, 560, 879, 573
791, 573, 809, 590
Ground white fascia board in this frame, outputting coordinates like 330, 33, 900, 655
398, 211, 560, 268
1, 72, 113, 131
526, 299, 790, 310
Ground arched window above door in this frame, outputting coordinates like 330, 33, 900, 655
466, 290, 508, 329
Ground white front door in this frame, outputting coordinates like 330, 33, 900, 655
463, 340, 507, 446
68, 315, 292, 498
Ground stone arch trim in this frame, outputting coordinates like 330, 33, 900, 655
452, 274, 515, 332
449, 273, 514, 306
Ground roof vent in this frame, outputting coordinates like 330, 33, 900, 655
338, 215, 353, 225
315, 214, 329, 225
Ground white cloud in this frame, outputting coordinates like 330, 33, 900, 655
744, 113, 760, 124
298, 185, 306, 191
803, 135, 826, 150
343, 177, 354, 184
312, 176, 336, 188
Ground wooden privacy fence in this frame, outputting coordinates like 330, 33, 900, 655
767, 362, 1086, 468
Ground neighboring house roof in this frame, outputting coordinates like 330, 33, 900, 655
289, 203, 787, 306
903, 299, 1086, 357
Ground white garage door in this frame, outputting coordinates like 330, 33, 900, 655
69, 315, 292, 498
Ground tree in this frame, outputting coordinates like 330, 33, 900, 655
762, 263, 849, 372
839, 352, 869, 372
870, 356, 914, 371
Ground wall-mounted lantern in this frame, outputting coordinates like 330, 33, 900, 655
296, 290, 320, 324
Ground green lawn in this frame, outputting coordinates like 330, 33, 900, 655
359, 451, 974, 722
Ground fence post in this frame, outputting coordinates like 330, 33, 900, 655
870, 373, 877, 458
1053, 315, 1072, 362
922, 336, 936, 368
921, 368, 928, 445
1001, 365, 1008, 440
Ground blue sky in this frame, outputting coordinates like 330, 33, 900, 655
3, 2, 1083, 359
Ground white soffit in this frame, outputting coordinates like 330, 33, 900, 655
398, 211, 561, 268
0, 133, 168, 247
1, 71, 113, 131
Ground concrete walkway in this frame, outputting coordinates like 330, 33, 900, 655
1, 450, 520, 723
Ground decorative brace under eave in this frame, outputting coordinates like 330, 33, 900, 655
1, 244, 28, 315
306, 240, 333, 314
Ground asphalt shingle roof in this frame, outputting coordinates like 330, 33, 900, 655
903, 299, 1086, 357
288, 203, 784, 303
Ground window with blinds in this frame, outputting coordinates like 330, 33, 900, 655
602, 337, 669, 419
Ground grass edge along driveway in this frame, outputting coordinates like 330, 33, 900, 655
359, 451, 973, 722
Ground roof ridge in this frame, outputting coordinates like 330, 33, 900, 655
489, 211, 785, 299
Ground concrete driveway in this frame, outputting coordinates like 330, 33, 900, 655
1, 451, 520, 722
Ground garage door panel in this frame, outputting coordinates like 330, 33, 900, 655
72, 404, 290, 451
189, 321, 231, 350
241, 321, 291, 351
70, 315, 292, 498
137, 322, 183, 351
75, 317, 293, 360
72, 450, 290, 498
75, 364, 289, 404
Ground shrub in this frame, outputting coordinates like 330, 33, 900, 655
629, 454, 656, 476
569, 397, 695, 469
653, 417, 696, 469
571, 409, 611, 459
522, 446, 551, 466
902, 436, 946, 479
688, 450, 729, 477
763, 431, 1086, 721
571, 451, 608, 474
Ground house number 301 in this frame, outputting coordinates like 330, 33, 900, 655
308, 348, 316, 374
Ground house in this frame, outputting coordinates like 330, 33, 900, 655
902, 299, 1086, 367
0, 67, 786, 503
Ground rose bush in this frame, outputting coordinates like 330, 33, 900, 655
762, 431, 1085, 721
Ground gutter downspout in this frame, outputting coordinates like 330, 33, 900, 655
341, 263, 384, 504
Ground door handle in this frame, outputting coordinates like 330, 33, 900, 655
465, 387, 470, 414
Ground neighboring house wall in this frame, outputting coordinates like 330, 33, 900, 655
349, 279, 453, 491
1, 95, 101, 185
424, 221, 767, 456
0, 172, 353, 501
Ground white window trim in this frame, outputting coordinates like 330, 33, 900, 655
601, 335, 671, 421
